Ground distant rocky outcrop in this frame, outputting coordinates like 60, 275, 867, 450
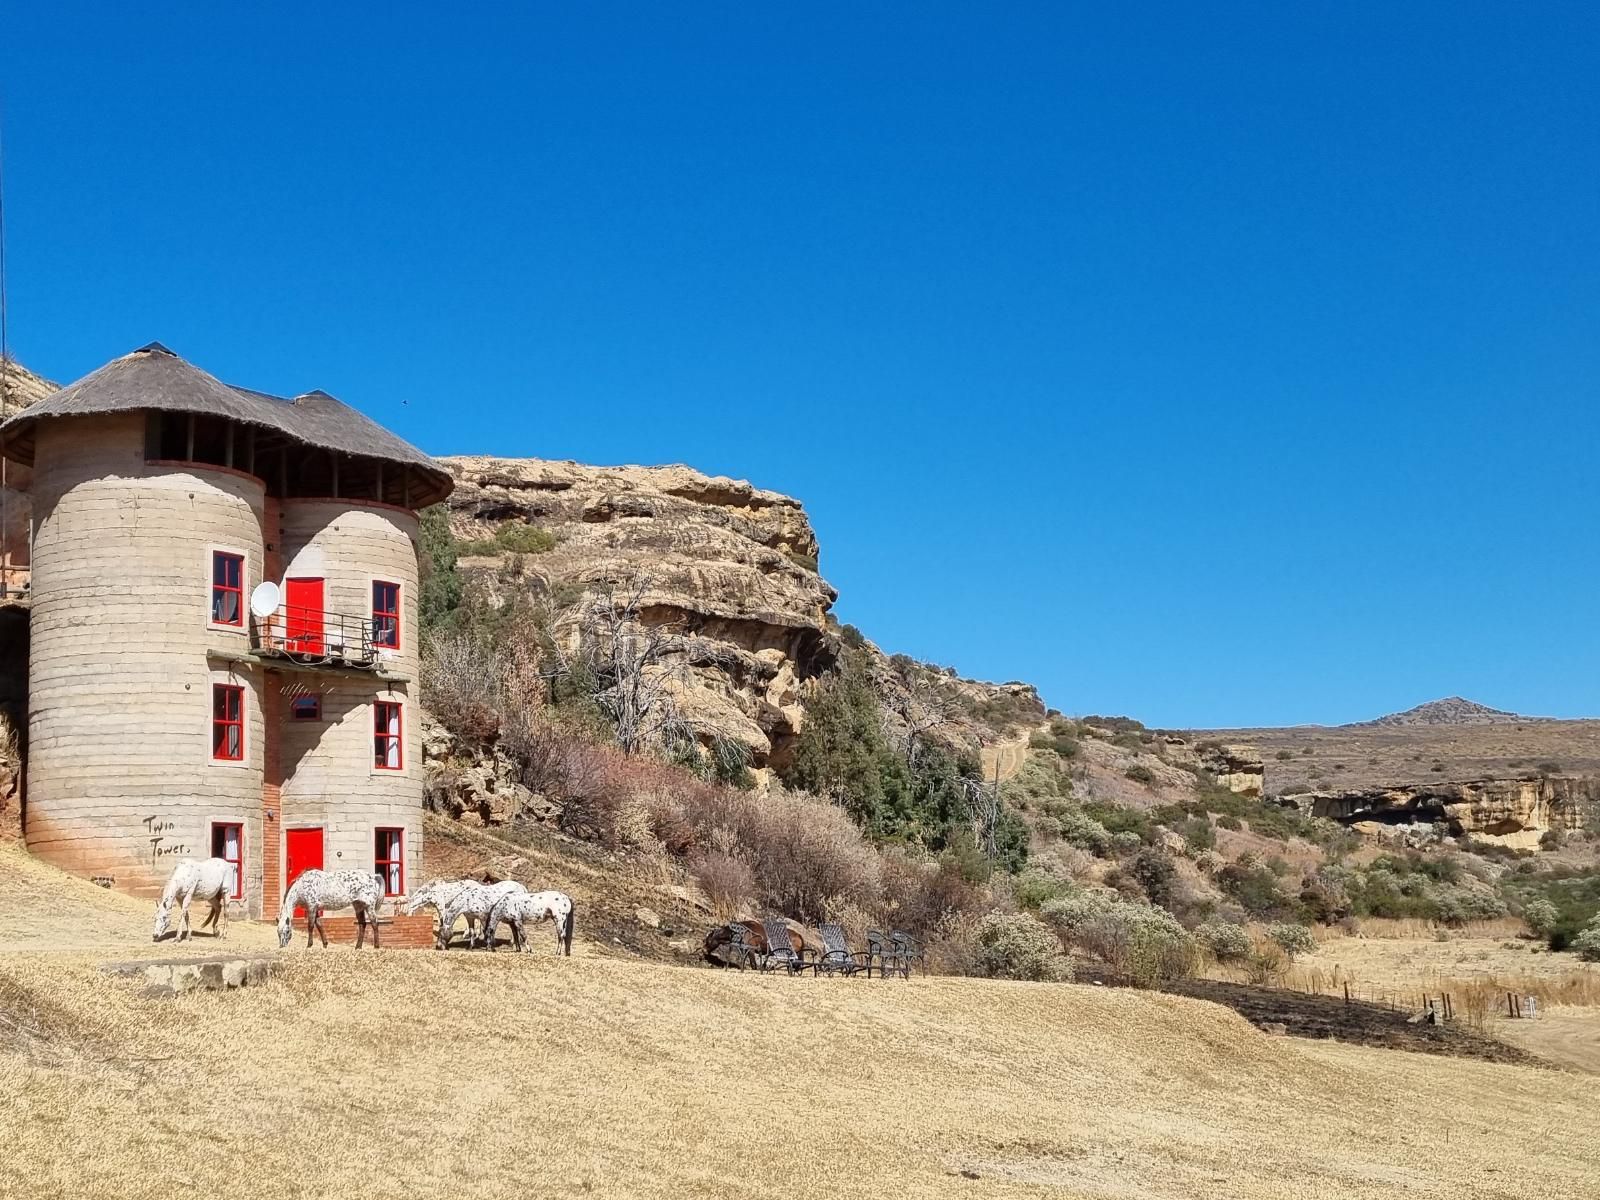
1345, 697, 1543, 729
0, 358, 58, 412
1282, 775, 1594, 849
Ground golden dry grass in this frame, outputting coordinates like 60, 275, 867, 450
1296, 928, 1597, 995
3, 947, 1599, 1199
0, 839, 275, 955
1492, 1006, 1600, 1074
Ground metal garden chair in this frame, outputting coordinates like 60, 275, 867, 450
815, 922, 873, 978
889, 930, 925, 978
760, 918, 818, 975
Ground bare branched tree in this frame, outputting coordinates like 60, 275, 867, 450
889, 666, 963, 767
963, 775, 1001, 857
550, 575, 692, 754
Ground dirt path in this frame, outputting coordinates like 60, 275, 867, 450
1492, 1007, 1600, 1074
980, 728, 1037, 784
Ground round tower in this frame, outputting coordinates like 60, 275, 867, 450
0, 344, 451, 919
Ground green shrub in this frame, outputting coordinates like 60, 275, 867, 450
1130, 847, 1177, 908
1124, 763, 1156, 786
1267, 923, 1315, 960
1013, 868, 1068, 910
1274, 749, 1293, 761
1522, 898, 1560, 937
1180, 816, 1216, 853
1217, 860, 1294, 918
1217, 814, 1242, 831
973, 912, 1074, 982
1126, 921, 1199, 988
1196, 920, 1251, 962
1572, 921, 1600, 962
1110, 830, 1144, 855
1084, 802, 1154, 843
1047, 896, 1196, 986
1056, 810, 1113, 856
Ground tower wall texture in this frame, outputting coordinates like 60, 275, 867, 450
24, 413, 266, 906
275, 500, 423, 894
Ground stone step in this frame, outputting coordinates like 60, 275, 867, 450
101, 954, 279, 997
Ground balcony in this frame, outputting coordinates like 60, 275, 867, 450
253, 606, 380, 670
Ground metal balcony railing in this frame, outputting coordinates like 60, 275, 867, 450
254, 605, 377, 668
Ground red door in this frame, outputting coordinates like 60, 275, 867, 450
284, 577, 325, 654
285, 827, 324, 916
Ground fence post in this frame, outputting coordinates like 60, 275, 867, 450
1343, 982, 1350, 1005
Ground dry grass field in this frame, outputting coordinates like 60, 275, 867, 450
5, 948, 1600, 1200
0, 850, 1596, 1199
0, 839, 276, 955
1296, 927, 1598, 994
1194, 718, 1600, 791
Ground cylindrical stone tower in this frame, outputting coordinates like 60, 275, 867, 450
0, 344, 451, 920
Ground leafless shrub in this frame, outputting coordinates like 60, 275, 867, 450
421, 629, 520, 745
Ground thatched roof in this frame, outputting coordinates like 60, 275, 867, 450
0, 344, 452, 506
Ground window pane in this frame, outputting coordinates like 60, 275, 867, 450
214, 591, 240, 623
226, 724, 241, 758
224, 827, 240, 858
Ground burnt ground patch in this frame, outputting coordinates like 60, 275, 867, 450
1077, 965, 1541, 1066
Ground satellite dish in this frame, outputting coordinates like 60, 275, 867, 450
250, 581, 281, 619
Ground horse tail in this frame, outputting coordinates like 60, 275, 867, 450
562, 899, 576, 957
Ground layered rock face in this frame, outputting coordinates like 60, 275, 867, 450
1285, 776, 1594, 849
1161, 737, 1265, 797
441, 456, 837, 769
438, 456, 1042, 776
0, 360, 51, 596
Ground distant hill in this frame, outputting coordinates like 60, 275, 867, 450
1345, 697, 1544, 729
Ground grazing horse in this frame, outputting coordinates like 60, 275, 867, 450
483, 889, 575, 955
702, 918, 811, 968
402, 880, 486, 948
277, 869, 386, 949
433, 880, 526, 950
152, 858, 235, 942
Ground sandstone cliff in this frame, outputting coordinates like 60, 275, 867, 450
1283, 775, 1595, 849
438, 456, 1044, 775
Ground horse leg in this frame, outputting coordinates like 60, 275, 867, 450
355, 904, 367, 950
178, 886, 195, 942
316, 909, 329, 948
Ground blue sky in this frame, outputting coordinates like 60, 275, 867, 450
3, 4, 1598, 727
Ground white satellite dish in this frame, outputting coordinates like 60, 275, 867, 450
249, 580, 282, 619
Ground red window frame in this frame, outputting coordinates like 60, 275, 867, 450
372, 581, 400, 650
211, 551, 244, 626
290, 695, 321, 721
374, 700, 403, 770
374, 827, 404, 896
210, 822, 244, 899
212, 684, 244, 761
